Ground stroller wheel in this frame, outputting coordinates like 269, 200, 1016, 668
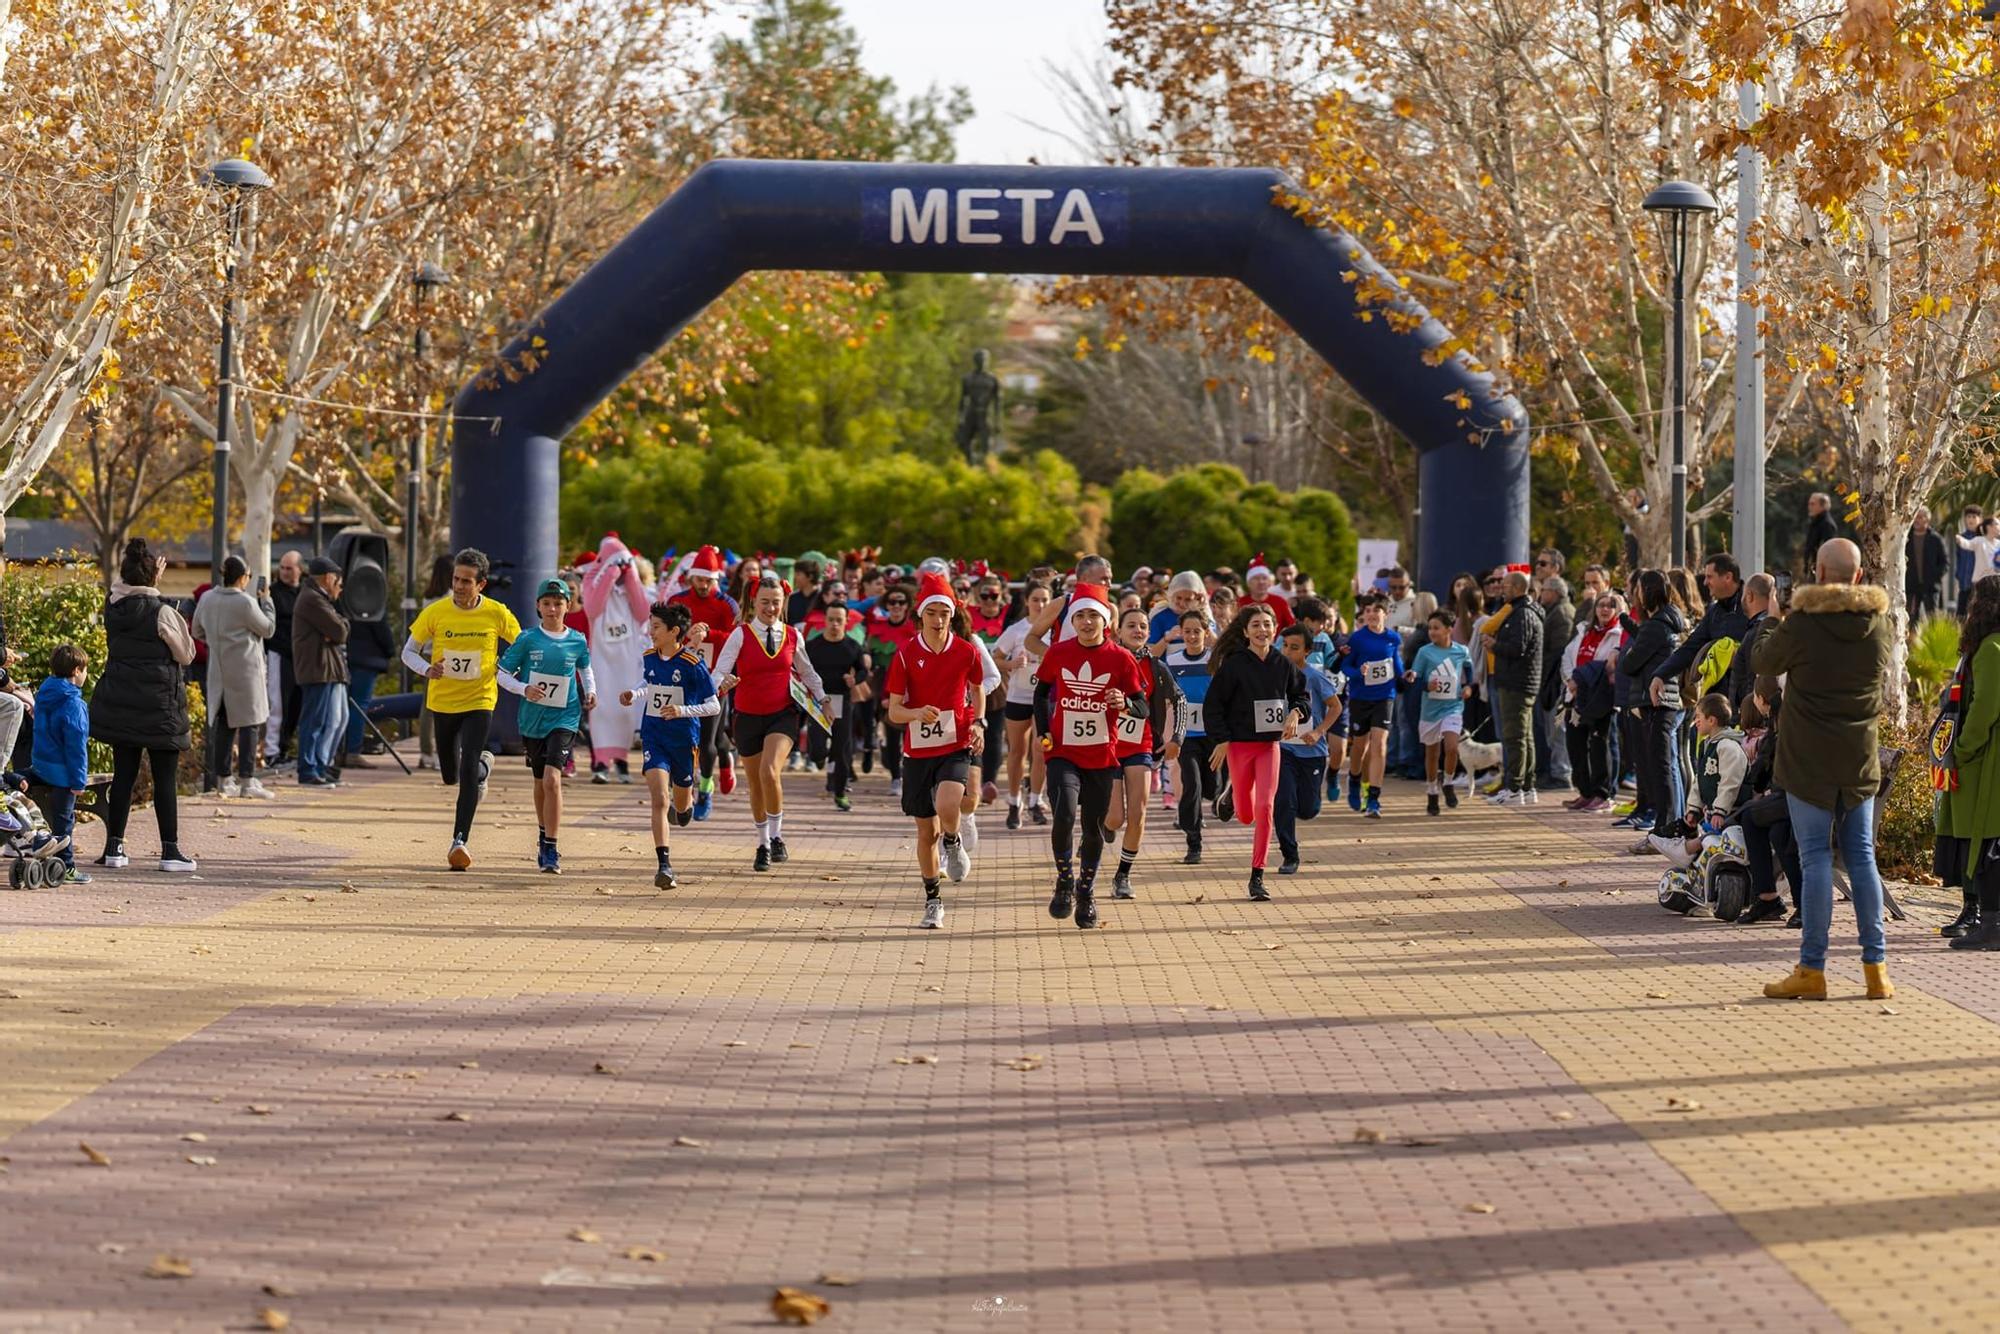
7, 859, 24, 890
40, 857, 66, 886
21, 858, 45, 890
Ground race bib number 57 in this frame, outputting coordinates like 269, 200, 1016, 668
646, 685, 685, 718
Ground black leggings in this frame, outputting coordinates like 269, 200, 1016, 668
432, 709, 493, 843
206, 700, 259, 788
980, 702, 1005, 776
698, 710, 730, 779
1048, 758, 1115, 874
1566, 714, 1614, 801
1177, 736, 1219, 845
106, 744, 180, 851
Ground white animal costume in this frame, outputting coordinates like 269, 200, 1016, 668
583, 534, 652, 767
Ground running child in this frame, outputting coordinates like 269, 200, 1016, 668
1274, 625, 1339, 874
667, 544, 739, 815
1106, 605, 1184, 898
712, 574, 829, 873
497, 578, 597, 873
619, 602, 719, 889
1164, 610, 1216, 864
884, 571, 988, 929
1294, 596, 1349, 802
992, 582, 1051, 828
402, 548, 522, 871
804, 602, 870, 812
1203, 605, 1308, 900
1404, 610, 1473, 816
1034, 583, 1149, 929
1338, 592, 1401, 818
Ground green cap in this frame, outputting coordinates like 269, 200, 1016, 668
535, 577, 571, 602
795, 549, 830, 573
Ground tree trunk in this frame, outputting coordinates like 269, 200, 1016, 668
239, 458, 281, 581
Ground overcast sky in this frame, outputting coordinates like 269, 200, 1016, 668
705, 0, 1112, 165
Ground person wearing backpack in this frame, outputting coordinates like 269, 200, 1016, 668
1648, 554, 1749, 708
1724, 573, 1778, 713
1935, 574, 2000, 948
1619, 570, 1688, 853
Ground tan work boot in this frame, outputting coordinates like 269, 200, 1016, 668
1864, 962, 1894, 1001
1763, 965, 1827, 1000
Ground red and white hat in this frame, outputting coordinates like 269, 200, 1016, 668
689, 544, 724, 576
1062, 582, 1115, 634
1246, 552, 1272, 582
916, 571, 958, 616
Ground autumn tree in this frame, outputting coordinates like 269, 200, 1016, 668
0, 0, 226, 548
43, 397, 207, 590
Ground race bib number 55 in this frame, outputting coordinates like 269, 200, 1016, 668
1061, 709, 1108, 748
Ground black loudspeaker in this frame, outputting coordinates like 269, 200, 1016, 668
328, 527, 390, 623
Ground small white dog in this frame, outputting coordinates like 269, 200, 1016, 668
1457, 737, 1504, 781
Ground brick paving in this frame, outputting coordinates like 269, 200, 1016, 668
2, 764, 1997, 1332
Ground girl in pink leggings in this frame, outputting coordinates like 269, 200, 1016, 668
1201, 604, 1309, 902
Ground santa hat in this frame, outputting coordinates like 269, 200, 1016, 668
916, 571, 958, 616
1246, 552, 1272, 582
1063, 582, 1115, 633
688, 544, 724, 576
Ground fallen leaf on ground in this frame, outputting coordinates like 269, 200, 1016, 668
817, 1271, 859, 1286
440, 1111, 471, 1122
1003, 1056, 1044, 1071
79, 1142, 110, 1166
301, 895, 316, 902
1188, 893, 1205, 903
622, 1246, 665, 1262
1352, 1127, 1386, 1144
1557, 879, 1570, 887
95, 1242, 126, 1255
1665, 1097, 1703, 1112
0, 990, 18, 999
820, 899, 844, 906
922, 985, 943, 994
1644, 991, 1671, 1000
595, 887, 617, 896
819, 875, 842, 882
789, 1041, 815, 1049
1462, 1202, 1497, 1215
1373, 916, 1394, 925
460, 1060, 480, 1069
256, 1309, 290, 1331
813, 933, 836, 942
144, 1254, 193, 1278
1218, 929, 1242, 936
262, 1283, 296, 1297
891, 1055, 940, 1066
1262, 942, 1284, 951
1551, 1110, 1576, 1122
185, 1155, 217, 1166
100, 907, 121, 915
1205, 1004, 1228, 1011
568, 1227, 602, 1243
672, 1136, 707, 1148
179, 1132, 208, 1143
339, 882, 359, 893
723, 1040, 748, 1048
772, 1287, 831, 1325
592, 1062, 620, 1075
246, 1104, 274, 1116
1399, 940, 1416, 947
1880, 1005, 1899, 1016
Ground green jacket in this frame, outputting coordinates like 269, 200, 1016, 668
1750, 581, 1893, 810
1937, 634, 2000, 858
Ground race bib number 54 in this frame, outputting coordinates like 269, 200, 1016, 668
912, 711, 958, 748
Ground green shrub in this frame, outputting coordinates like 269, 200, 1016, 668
1875, 717, 1935, 881
1107, 464, 1359, 593
1906, 612, 1960, 709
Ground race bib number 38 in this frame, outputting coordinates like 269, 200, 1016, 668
1254, 698, 1288, 732
912, 711, 958, 748
1061, 709, 1108, 748
441, 651, 482, 681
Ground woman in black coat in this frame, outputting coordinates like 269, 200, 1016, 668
1616, 569, 1688, 848
92, 538, 198, 872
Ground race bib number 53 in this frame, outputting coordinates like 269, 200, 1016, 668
440, 651, 481, 680
1361, 658, 1394, 687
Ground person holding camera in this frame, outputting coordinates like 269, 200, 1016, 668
191, 555, 277, 799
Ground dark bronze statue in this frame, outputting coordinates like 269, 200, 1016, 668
955, 348, 1001, 464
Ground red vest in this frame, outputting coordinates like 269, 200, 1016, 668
733, 621, 796, 715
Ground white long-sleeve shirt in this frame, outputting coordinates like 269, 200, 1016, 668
711, 617, 827, 698
1959, 531, 2000, 579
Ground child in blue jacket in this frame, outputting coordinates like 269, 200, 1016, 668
31, 644, 91, 880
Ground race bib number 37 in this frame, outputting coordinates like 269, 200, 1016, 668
441, 651, 481, 681
1061, 709, 1108, 748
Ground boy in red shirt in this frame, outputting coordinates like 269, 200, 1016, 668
1034, 583, 1149, 929
885, 572, 988, 929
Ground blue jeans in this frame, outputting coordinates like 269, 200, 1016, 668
1387, 682, 1421, 775
1274, 751, 1327, 862
297, 682, 350, 781
344, 667, 380, 753
1785, 791, 1886, 971
39, 785, 76, 868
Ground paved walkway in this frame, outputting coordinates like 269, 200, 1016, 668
0, 762, 1992, 1332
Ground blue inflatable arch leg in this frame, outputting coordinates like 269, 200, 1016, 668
451, 159, 1529, 615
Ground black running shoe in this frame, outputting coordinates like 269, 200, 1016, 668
1030, 803, 1048, 826
1443, 784, 1459, 809
754, 844, 771, 873
1112, 871, 1133, 899
1006, 805, 1021, 831
1427, 792, 1440, 817
654, 864, 677, 890
769, 837, 789, 864
1048, 872, 1074, 920
1183, 846, 1202, 865
1248, 869, 1270, 901
1075, 890, 1098, 929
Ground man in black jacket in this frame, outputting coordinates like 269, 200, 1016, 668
1483, 571, 1544, 803
1650, 553, 1749, 703
1905, 507, 1948, 617
1802, 493, 1839, 578
1534, 575, 1575, 790
264, 549, 303, 765
1724, 572, 1776, 712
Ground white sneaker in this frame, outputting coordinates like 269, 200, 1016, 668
477, 750, 494, 801
220, 777, 242, 798
242, 778, 276, 800
1523, 789, 1539, 805
920, 897, 944, 929
959, 810, 978, 853
159, 855, 197, 873
1484, 789, 1512, 805
943, 837, 971, 883
417, 754, 439, 771
888, 778, 903, 797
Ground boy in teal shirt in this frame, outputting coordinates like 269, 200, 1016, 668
499, 578, 596, 873
1403, 610, 1473, 816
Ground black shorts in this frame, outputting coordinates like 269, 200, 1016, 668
523, 728, 575, 778
1346, 697, 1392, 735
733, 706, 800, 757
1120, 751, 1156, 770
901, 749, 971, 819
1004, 700, 1035, 722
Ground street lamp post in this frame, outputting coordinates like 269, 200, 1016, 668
1642, 179, 1719, 568
200, 158, 274, 586
404, 261, 451, 691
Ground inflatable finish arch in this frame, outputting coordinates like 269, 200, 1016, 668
451, 159, 1528, 611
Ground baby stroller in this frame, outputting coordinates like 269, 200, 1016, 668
1656, 824, 1754, 922
0, 779, 68, 890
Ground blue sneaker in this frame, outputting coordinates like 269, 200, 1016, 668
1347, 776, 1363, 813
1364, 798, 1382, 820
545, 847, 562, 876
535, 843, 552, 872
691, 788, 712, 822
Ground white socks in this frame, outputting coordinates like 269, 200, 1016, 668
755, 817, 770, 848
767, 812, 783, 842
